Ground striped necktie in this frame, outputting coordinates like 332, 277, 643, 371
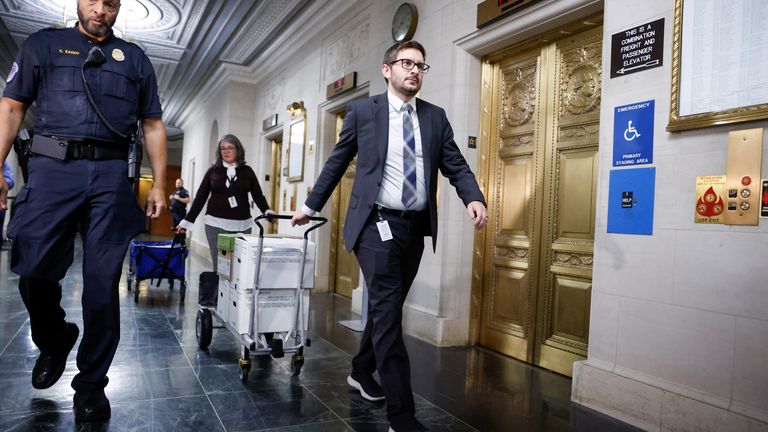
401, 103, 417, 208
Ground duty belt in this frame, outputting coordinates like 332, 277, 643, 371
30, 135, 128, 161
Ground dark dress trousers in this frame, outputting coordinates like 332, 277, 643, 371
305, 92, 485, 422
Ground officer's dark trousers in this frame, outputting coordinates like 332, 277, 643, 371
9, 157, 145, 393
351, 211, 426, 423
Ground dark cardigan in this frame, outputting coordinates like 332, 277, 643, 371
185, 165, 270, 223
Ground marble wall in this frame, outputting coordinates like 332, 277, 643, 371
572, 0, 768, 430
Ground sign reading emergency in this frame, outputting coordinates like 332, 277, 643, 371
695, 175, 726, 224
613, 100, 654, 167
611, 18, 664, 78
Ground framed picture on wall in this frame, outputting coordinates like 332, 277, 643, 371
668, 0, 768, 131
287, 116, 305, 182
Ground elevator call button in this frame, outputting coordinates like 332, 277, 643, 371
742, 176, 752, 186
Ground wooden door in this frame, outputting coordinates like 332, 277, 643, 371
147, 164, 180, 237
329, 110, 359, 298
268, 138, 282, 234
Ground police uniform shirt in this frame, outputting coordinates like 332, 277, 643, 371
3, 26, 162, 143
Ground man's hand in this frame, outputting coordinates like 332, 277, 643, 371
0, 177, 8, 211
467, 201, 489, 230
291, 210, 310, 226
146, 185, 166, 218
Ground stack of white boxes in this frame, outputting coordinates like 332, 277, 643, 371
228, 235, 315, 335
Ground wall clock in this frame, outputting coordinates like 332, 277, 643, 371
392, 3, 418, 42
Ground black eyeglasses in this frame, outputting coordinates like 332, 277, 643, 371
389, 58, 430, 74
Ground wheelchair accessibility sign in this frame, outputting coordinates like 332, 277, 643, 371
613, 100, 654, 166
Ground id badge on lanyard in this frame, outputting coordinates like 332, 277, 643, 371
376, 210, 393, 241
228, 196, 237, 208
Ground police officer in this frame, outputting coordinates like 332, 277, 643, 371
0, 0, 166, 423
170, 178, 190, 230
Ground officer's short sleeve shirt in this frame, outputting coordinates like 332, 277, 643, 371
3, 27, 162, 141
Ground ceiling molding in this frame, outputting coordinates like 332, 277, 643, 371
0, 0, 340, 130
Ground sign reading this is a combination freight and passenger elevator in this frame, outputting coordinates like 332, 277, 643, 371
610, 18, 664, 78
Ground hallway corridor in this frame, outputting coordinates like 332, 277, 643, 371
0, 240, 637, 431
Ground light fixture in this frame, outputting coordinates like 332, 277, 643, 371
286, 101, 305, 114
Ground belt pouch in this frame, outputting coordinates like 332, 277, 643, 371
30, 135, 68, 160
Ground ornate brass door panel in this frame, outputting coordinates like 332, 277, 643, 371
480, 25, 601, 377
330, 111, 360, 297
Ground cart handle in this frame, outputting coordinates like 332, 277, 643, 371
254, 214, 328, 239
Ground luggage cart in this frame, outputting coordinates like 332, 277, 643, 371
127, 233, 189, 303
195, 214, 327, 381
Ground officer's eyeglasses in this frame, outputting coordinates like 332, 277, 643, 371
389, 58, 430, 74
220, 146, 236, 152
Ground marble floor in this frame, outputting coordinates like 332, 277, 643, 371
0, 237, 640, 432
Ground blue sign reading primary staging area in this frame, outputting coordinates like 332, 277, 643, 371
613, 100, 654, 167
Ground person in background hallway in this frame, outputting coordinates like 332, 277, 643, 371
176, 134, 274, 270
0, 160, 14, 243
170, 178, 190, 230
0, 0, 167, 423
292, 40, 488, 432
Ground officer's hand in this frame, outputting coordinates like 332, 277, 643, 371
467, 201, 489, 230
291, 210, 310, 226
0, 177, 8, 211
146, 186, 166, 219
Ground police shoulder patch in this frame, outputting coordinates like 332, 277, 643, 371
6, 62, 18, 83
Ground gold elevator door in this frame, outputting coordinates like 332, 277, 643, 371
268, 137, 282, 235
479, 25, 602, 377
330, 110, 360, 298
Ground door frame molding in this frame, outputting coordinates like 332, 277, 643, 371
262, 125, 283, 233
312, 83, 370, 293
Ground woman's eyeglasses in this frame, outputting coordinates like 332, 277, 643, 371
220, 147, 235, 152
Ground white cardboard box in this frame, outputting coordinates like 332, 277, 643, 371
256, 289, 310, 333
217, 249, 233, 280
228, 287, 253, 334
232, 236, 316, 290
227, 287, 310, 335
216, 278, 230, 323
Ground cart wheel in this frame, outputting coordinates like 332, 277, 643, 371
133, 282, 140, 303
180, 281, 186, 303
196, 309, 213, 349
238, 359, 251, 382
270, 338, 284, 359
290, 354, 304, 376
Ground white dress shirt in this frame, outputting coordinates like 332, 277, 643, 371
375, 91, 427, 211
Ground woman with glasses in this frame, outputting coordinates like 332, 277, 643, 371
176, 134, 274, 271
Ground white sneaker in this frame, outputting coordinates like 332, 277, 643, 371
347, 375, 386, 401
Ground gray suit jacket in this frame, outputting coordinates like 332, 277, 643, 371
305, 92, 485, 251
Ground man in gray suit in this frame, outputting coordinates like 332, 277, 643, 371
292, 40, 488, 432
